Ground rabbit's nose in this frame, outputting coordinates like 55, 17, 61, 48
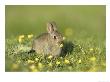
56, 43, 64, 48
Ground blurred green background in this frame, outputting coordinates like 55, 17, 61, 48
5, 5, 106, 41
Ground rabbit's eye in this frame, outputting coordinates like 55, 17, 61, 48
53, 36, 56, 39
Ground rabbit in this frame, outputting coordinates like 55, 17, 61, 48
31, 21, 64, 57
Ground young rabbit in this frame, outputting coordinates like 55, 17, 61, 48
31, 21, 64, 57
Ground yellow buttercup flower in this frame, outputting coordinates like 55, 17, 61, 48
63, 37, 66, 40
90, 48, 93, 51
19, 35, 24, 39
27, 60, 35, 64
12, 63, 19, 69
56, 61, 61, 65
29, 65, 36, 69
18, 35, 25, 43
59, 44, 63, 48
64, 59, 70, 64
29, 65, 38, 72
29, 64, 38, 72
48, 55, 53, 59
38, 62, 43, 69
17, 60, 21, 64
35, 58, 39, 62
78, 59, 81, 64
18, 38, 22, 43
31, 69, 38, 72
90, 57, 96, 61
28, 34, 33, 39
60, 57, 63, 59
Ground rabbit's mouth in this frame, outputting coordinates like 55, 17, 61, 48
59, 43, 63, 48
56, 42, 64, 48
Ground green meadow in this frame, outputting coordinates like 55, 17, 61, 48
5, 5, 106, 72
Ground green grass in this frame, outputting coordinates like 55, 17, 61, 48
5, 5, 106, 72
5, 35, 106, 72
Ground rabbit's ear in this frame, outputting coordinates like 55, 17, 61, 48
47, 22, 57, 33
